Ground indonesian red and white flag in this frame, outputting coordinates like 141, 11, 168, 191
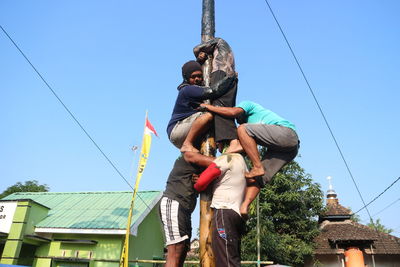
145, 118, 158, 137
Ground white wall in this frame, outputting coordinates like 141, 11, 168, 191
364, 255, 400, 267
305, 254, 343, 267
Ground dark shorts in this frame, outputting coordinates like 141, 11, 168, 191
212, 209, 245, 267
244, 124, 299, 187
160, 197, 192, 245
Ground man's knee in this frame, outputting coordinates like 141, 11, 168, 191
201, 111, 213, 121
177, 239, 190, 254
237, 124, 247, 135
167, 240, 189, 256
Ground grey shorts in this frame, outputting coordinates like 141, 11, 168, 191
169, 112, 204, 149
244, 124, 299, 187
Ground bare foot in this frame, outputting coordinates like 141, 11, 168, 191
180, 143, 199, 153
245, 167, 265, 179
240, 203, 249, 220
226, 139, 243, 153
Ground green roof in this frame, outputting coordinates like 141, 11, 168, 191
3, 191, 162, 231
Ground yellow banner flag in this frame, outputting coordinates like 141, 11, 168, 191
120, 115, 158, 267
134, 118, 158, 191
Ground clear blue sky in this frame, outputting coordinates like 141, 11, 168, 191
1, 1, 399, 238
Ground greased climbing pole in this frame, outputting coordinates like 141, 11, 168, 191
199, 1, 216, 267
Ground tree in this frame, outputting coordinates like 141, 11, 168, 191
350, 212, 361, 223
241, 160, 324, 267
367, 218, 393, 234
0, 180, 49, 199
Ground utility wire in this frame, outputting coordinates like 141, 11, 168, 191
262, 0, 370, 216
262, 0, 388, 251
373, 197, 400, 217
0, 25, 152, 212
355, 176, 400, 214
0, 25, 132, 190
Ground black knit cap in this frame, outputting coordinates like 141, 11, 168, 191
182, 60, 202, 81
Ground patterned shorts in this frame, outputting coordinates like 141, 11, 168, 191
159, 197, 192, 245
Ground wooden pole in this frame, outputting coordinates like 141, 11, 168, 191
199, 1, 216, 267
257, 196, 261, 267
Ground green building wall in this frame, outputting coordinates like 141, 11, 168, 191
130, 207, 164, 266
0, 199, 49, 266
33, 234, 121, 267
31, 205, 164, 267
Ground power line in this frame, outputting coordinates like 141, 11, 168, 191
262, 0, 388, 251
354, 176, 400, 214
0, 24, 152, 212
373, 197, 400, 217
0, 25, 132, 190
262, 0, 370, 217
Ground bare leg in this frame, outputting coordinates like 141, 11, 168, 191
240, 183, 260, 218
237, 124, 265, 178
165, 241, 189, 267
183, 151, 215, 168
181, 112, 213, 153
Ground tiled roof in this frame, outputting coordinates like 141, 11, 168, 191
315, 190, 400, 255
314, 221, 400, 255
322, 203, 351, 217
3, 191, 162, 230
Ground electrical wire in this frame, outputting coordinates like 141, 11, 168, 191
262, 0, 389, 251
262, 0, 370, 216
0, 24, 152, 212
373, 197, 400, 217
354, 176, 400, 214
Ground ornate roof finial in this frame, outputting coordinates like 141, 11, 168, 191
326, 176, 337, 200
321, 176, 352, 220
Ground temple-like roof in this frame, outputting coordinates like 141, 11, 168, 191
314, 221, 400, 255
321, 202, 351, 217
314, 186, 400, 255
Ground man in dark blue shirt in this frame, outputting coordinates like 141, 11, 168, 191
167, 60, 236, 153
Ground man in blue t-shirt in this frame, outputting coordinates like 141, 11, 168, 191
199, 100, 299, 217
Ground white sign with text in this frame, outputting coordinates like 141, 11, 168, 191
0, 201, 18, 233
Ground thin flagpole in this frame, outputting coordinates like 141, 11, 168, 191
133, 111, 148, 191
120, 111, 149, 267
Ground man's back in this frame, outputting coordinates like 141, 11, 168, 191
163, 156, 201, 213
210, 153, 247, 216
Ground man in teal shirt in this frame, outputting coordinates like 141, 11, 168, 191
199, 100, 299, 217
